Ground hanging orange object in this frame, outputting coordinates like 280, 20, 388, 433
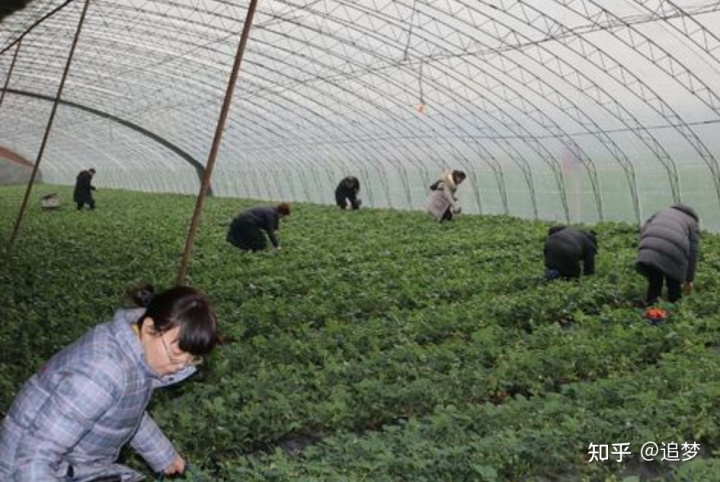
416, 102, 426, 114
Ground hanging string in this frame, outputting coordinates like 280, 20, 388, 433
416, 61, 426, 114
402, 0, 426, 113
402, 0, 418, 61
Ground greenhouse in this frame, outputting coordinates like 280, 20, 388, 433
2, 0, 720, 480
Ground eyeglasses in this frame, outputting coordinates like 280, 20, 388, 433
159, 333, 202, 368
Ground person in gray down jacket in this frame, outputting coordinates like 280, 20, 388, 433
0, 285, 219, 481
636, 203, 700, 305
544, 226, 598, 280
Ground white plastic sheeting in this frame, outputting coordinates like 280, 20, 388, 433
2, 0, 720, 228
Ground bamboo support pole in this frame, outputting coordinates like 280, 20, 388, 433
176, 0, 260, 286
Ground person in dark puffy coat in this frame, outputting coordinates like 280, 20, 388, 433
335, 176, 361, 210
636, 203, 700, 305
543, 225, 598, 280
227, 203, 291, 252
73, 168, 96, 210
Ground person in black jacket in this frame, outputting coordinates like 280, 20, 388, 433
544, 226, 598, 280
227, 203, 291, 252
636, 203, 700, 305
335, 176, 361, 210
73, 168, 96, 210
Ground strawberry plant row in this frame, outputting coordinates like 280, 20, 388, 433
2, 184, 720, 480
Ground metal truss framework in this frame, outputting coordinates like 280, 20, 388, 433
2, 0, 720, 227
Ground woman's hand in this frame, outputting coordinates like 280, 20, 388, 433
164, 454, 186, 475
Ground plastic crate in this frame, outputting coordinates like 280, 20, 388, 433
41, 193, 61, 210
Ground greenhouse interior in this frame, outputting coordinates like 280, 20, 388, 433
2, 0, 720, 480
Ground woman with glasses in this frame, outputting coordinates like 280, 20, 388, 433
0, 284, 218, 482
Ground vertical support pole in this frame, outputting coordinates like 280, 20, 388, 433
176, 0, 259, 286
0, 39, 22, 113
4, 0, 91, 260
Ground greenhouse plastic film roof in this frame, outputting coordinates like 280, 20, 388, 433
2, 0, 720, 229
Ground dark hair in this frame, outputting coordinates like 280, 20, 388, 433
548, 225, 566, 236
277, 202, 291, 216
130, 285, 218, 356
89, 168, 96, 174
128, 283, 156, 307
452, 170, 467, 183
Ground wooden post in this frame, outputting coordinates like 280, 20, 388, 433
176, 0, 260, 286
0, 39, 21, 112
4, 0, 91, 260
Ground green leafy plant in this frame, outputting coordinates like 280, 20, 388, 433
2, 184, 719, 480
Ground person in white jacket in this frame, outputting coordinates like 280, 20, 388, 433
425, 170, 467, 222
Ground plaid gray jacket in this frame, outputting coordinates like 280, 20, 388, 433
0, 308, 197, 481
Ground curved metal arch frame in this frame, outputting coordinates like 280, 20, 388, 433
11, 4, 414, 209
221, 60, 412, 209
462, 0, 698, 221
328, 0, 720, 219
295, 2, 553, 218
241, 29, 507, 212
387, 1, 611, 221
2, 0, 720, 223
244, 28, 469, 209
634, 0, 720, 72
446, 0, 647, 223
267, 5, 577, 219
0, 87, 211, 193
340, 0, 608, 221
0, 2, 620, 218
548, 0, 720, 201
23, 0, 524, 215
497, 0, 720, 209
